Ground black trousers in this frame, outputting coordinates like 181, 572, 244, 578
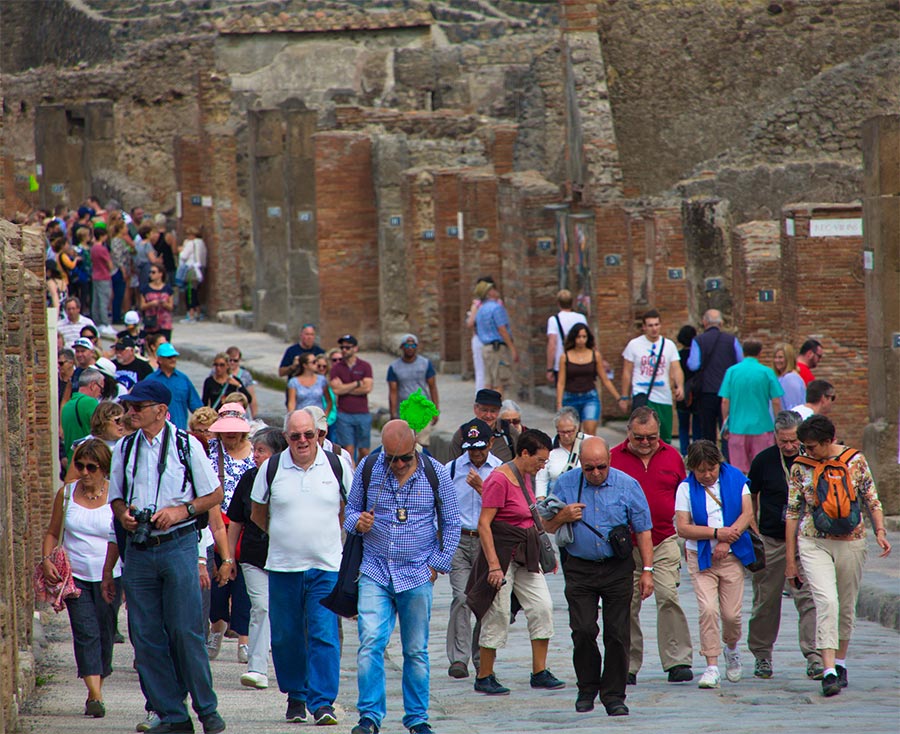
563, 553, 634, 707
697, 392, 722, 442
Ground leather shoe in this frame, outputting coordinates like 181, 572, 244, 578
200, 711, 226, 734
575, 692, 596, 713
667, 665, 694, 682
606, 703, 629, 717
448, 662, 469, 679
145, 721, 194, 734
626, 672, 637, 685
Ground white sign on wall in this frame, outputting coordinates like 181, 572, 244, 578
809, 218, 863, 238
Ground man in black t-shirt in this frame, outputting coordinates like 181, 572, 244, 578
112, 336, 153, 392
747, 410, 823, 681
279, 323, 325, 378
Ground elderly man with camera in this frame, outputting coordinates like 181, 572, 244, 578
106, 381, 226, 734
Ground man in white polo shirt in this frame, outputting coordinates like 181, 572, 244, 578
251, 410, 351, 727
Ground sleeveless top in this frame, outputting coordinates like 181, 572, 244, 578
565, 352, 597, 394
63, 482, 121, 582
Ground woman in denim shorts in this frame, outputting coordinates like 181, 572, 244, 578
555, 323, 620, 436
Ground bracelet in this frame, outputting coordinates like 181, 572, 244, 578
488, 568, 502, 573
713, 528, 718, 540
876, 528, 887, 535
220, 558, 234, 564
198, 559, 207, 566
617, 396, 628, 401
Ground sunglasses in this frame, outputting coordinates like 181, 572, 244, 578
74, 461, 101, 473
387, 452, 415, 464
126, 402, 159, 413
228, 358, 240, 363
331, 357, 342, 363
402, 342, 417, 348
112, 416, 123, 424
506, 418, 521, 426
582, 463, 609, 472
339, 345, 354, 351
213, 362, 227, 367
57, 360, 69, 367
631, 434, 658, 443
287, 430, 318, 442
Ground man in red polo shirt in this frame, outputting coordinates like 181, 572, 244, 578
610, 407, 694, 684
795, 338, 823, 385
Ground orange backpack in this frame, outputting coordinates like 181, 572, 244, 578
794, 448, 861, 536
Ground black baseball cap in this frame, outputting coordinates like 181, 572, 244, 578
460, 419, 493, 449
338, 334, 358, 346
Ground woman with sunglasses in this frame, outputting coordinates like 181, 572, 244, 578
203, 352, 251, 410
287, 352, 333, 415
138, 264, 174, 341
41, 439, 122, 719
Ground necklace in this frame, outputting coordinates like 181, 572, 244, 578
80, 482, 106, 501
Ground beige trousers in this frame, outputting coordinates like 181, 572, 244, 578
480, 558, 554, 649
686, 550, 746, 658
629, 535, 693, 673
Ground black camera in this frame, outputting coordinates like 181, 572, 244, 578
131, 507, 156, 546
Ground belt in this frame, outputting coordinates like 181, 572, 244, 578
569, 553, 618, 564
461, 529, 479, 537
131, 522, 197, 550
489, 341, 505, 347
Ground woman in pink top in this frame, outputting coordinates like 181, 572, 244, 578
90, 226, 113, 327
472, 429, 565, 696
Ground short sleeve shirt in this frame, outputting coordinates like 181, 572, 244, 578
546, 311, 587, 368
330, 357, 373, 414
474, 300, 510, 344
622, 335, 680, 403
480, 469, 534, 529
387, 355, 436, 402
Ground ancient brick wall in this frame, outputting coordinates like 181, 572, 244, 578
732, 221, 782, 344
780, 203, 868, 447
314, 132, 380, 348
403, 169, 440, 357
433, 170, 466, 369
0, 221, 54, 734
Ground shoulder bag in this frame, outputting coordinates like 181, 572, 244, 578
702, 484, 765, 572
33, 484, 82, 613
507, 462, 558, 574
632, 338, 666, 409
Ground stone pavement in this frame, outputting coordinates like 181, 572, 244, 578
19, 317, 900, 732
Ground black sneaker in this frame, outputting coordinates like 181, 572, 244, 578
575, 692, 596, 713
313, 706, 338, 726
474, 674, 510, 696
753, 658, 773, 679
408, 724, 434, 734
285, 700, 308, 723
667, 665, 694, 682
351, 718, 379, 734
836, 665, 848, 688
822, 673, 841, 697
530, 669, 566, 690
199, 712, 226, 734
626, 672, 637, 685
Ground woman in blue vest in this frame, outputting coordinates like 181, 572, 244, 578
675, 440, 755, 690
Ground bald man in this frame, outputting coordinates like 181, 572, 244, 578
343, 420, 461, 734
687, 309, 743, 446
544, 437, 654, 717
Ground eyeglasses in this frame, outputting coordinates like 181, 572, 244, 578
74, 461, 101, 473
125, 402, 159, 413
631, 433, 658, 443
213, 362, 227, 367
387, 452, 415, 464
506, 418, 521, 426
287, 431, 318, 442
582, 463, 609, 472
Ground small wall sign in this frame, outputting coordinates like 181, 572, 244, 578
758, 290, 775, 302
604, 254, 621, 267
705, 278, 723, 291
667, 268, 684, 280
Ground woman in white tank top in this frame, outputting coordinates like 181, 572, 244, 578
41, 438, 121, 719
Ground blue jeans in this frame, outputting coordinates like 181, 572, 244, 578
562, 389, 601, 422
269, 569, 340, 711
121, 530, 218, 723
357, 575, 433, 730
332, 411, 372, 456
677, 408, 702, 455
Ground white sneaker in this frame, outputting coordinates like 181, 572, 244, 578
698, 666, 721, 689
724, 647, 742, 682
136, 711, 161, 731
207, 630, 224, 660
238, 643, 249, 663
240, 671, 269, 689
100, 325, 117, 337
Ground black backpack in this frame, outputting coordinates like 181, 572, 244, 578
261, 448, 347, 503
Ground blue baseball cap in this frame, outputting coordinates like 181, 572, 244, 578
156, 343, 180, 358
120, 381, 172, 406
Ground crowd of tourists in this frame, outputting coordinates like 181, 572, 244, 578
40, 212, 891, 733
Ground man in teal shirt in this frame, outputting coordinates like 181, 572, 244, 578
143, 343, 202, 430
718, 340, 783, 474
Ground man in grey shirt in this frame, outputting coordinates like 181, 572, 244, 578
387, 333, 439, 445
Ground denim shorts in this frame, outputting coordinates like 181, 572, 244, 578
332, 410, 372, 449
563, 389, 600, 422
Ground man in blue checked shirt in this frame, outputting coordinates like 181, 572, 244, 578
343, 420, 461, 734
543, 437, 654, 718
444, 418, 502, 680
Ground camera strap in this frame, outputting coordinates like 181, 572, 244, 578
125, 422, 171, 511
574, 472, 630, 542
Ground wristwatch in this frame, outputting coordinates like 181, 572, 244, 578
642, 566, 654, 573
185, 503, 197, 518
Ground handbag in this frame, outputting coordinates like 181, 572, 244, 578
174, 262, 190, 288
631, 338, 666, 409
320, 456, 371, 618
33, 484, 81, 613
507, 462, 558, 574
702, 485, 765, 572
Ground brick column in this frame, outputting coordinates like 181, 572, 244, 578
862, 115, 900, 513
